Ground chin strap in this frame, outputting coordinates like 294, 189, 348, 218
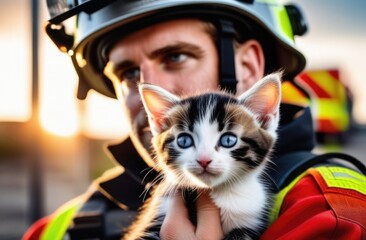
218, 20, 238, 95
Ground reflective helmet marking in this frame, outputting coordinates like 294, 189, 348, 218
271, 5, 294, 42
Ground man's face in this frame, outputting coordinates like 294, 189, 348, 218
104, 19, 219, 159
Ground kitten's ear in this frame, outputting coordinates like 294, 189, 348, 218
139, 83, 180, 135
238, 72, 282, 135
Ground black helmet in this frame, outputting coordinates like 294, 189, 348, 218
46, 0, 307, 99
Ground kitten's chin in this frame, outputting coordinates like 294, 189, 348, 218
193, 171, 223, 188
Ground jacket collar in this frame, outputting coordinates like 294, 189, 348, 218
275, 104, 316, 157
95, 137, 157, 210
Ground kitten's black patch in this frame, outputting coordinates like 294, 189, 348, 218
184, 94, 235, 132
231, 136, 269, 169
210, 97, 227, 132
185, 97, 201, 132
231, 145, 251, 164
182, 189, 198, 226
161, 135, 180, 164
167, 146, 180, 163
161, 135, 174, 152
241, 136, 269, 165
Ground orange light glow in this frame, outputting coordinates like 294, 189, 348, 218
82, 91, 129, 140
39, 34, 128, 139
0, 37, 31, 122
0, 2, 31, 122
39, 34, 80, 137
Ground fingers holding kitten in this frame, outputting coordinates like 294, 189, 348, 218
160, 191, 223, 240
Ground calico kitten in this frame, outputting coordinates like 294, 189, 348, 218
124, 73, 282, 240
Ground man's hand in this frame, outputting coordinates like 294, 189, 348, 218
160, 191, 223, 240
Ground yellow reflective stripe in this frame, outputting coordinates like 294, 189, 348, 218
307, 71, 346, 101
281, 81, 310, 106
317, 99, 348, 118
270, 5, 293, 41
41, 197, 82, 240
269, 166, 366, 224
269, 171, 308, 224
316, 166, 366, 195
317, 99, 349, 131
299, 70, 350, 132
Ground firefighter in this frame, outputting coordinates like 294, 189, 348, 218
23, 0, 366, 239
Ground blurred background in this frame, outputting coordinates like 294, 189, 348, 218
0, 0, 365, 239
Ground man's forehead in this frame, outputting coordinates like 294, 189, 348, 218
108, 19, 209, 55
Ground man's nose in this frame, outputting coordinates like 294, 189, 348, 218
141, 64, 177, 93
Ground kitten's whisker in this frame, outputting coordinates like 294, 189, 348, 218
194, 190, 203, 202
226, 169, 239, 187
141, 167, 156, 184
140, 167, 152, 174
140, 174, 165, 202
169, 186, 179, 199
143, 173, 164, 192
261, 165, 279, 190
150, 174, 165, 188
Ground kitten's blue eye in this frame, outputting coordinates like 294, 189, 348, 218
219, 133, 237, 148
177, 133, 194, 149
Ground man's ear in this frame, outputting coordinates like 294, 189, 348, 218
235, 40, 265, 94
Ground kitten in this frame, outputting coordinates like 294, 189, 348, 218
123, 73, 281, 240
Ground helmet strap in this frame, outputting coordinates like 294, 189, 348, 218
218, 20, 237, 94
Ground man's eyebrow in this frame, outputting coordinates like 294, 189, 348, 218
149, 42, 203, 59
104, 42, 203, 75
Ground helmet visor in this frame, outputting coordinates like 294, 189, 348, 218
46, 0, 117, 24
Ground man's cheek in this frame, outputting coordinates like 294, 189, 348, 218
125, 94, 143, 117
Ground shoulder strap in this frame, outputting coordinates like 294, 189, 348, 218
268, 151, 366, 192
67, 191, 107, 239
68, 191, 138, 240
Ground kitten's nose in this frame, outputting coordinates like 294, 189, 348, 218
197, 159, 212, 169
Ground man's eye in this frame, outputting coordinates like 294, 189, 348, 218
166, 53, 188, 64
122, 67, 140, 82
